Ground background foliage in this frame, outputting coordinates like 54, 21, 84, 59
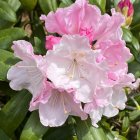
0, 0, 140, 139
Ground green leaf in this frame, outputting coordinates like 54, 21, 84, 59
44, 125, 74, 140
0, 1, 17, 23
0, 90, 31, 136
20, 111, 48, 140
129, 110, 140, 121
89, 0, 106, 13
19, 0, 37, 11
60, 0, 73, 6
0, 1, 17, 29
4, 0, 21, 12
0, 129, 11, 140
131, 0, 140, 26
0, 49, 18, 81
122, 28, 133, 42
137, 128, 140, 140
75, 118, 108, 140
132, 36, 140, 51
39, 0, 58, 14
122, 117, 130, 136
0, 28, 27, 50
0, 81, 17, 96
128, 61, 140, 77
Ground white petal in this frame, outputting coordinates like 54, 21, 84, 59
103, 104, 119, 117
12, 40, 34, 60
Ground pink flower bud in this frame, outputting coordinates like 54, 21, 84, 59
117, 0, 134, 26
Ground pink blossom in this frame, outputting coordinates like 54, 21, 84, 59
117, 0, 134, 16
45, 35, 61, 50
7, 0, 136, 128
40, 0, 124, 44
7, 40, 47, 98
30, 81, 87, 127
46, 35, 108, 103
7, 40, 87, 127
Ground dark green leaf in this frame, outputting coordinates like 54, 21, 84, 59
19, 0, 37, 11
20, 111, 48, 140
44, 125, 74, 140
0, 90, 31, 136
137, 127, 140, 140
0, 81, 17, 96
0, 129, 11, 140
75, 118, 108, 140
34, 37, 46, 54
131, 0, 140, 26
0, 28, 27, 50
0, 49, 18, 81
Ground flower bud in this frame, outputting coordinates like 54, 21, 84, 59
117, 0, 134, 27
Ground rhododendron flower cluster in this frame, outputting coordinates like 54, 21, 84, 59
7, 0, 136, 127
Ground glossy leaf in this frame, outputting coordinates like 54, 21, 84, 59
19, 0, 37, 11
0, 28, 27, 50
0, 49, 18, 81
20, 111, 48, 140
75, 118, 108, 140
0, 91, 31, 136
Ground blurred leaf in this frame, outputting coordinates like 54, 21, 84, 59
0, 90, 31, 136
122, 28, 133, 42
0, 28, 27, 50
75, 118, 108, 140
3, 0, 21, 12
0, 129, 11, 140
122, 117, 130, 136
0, 49, 18, 81
20, 111, 48, 140
131, 0, 140, 26
89, 0, 106, 13
137, 127, 140, 140
129, 110, 140, 121
39, 0, 58, 14
19, 0, 37, 11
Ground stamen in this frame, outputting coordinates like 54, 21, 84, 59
61, 94, 68, 114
